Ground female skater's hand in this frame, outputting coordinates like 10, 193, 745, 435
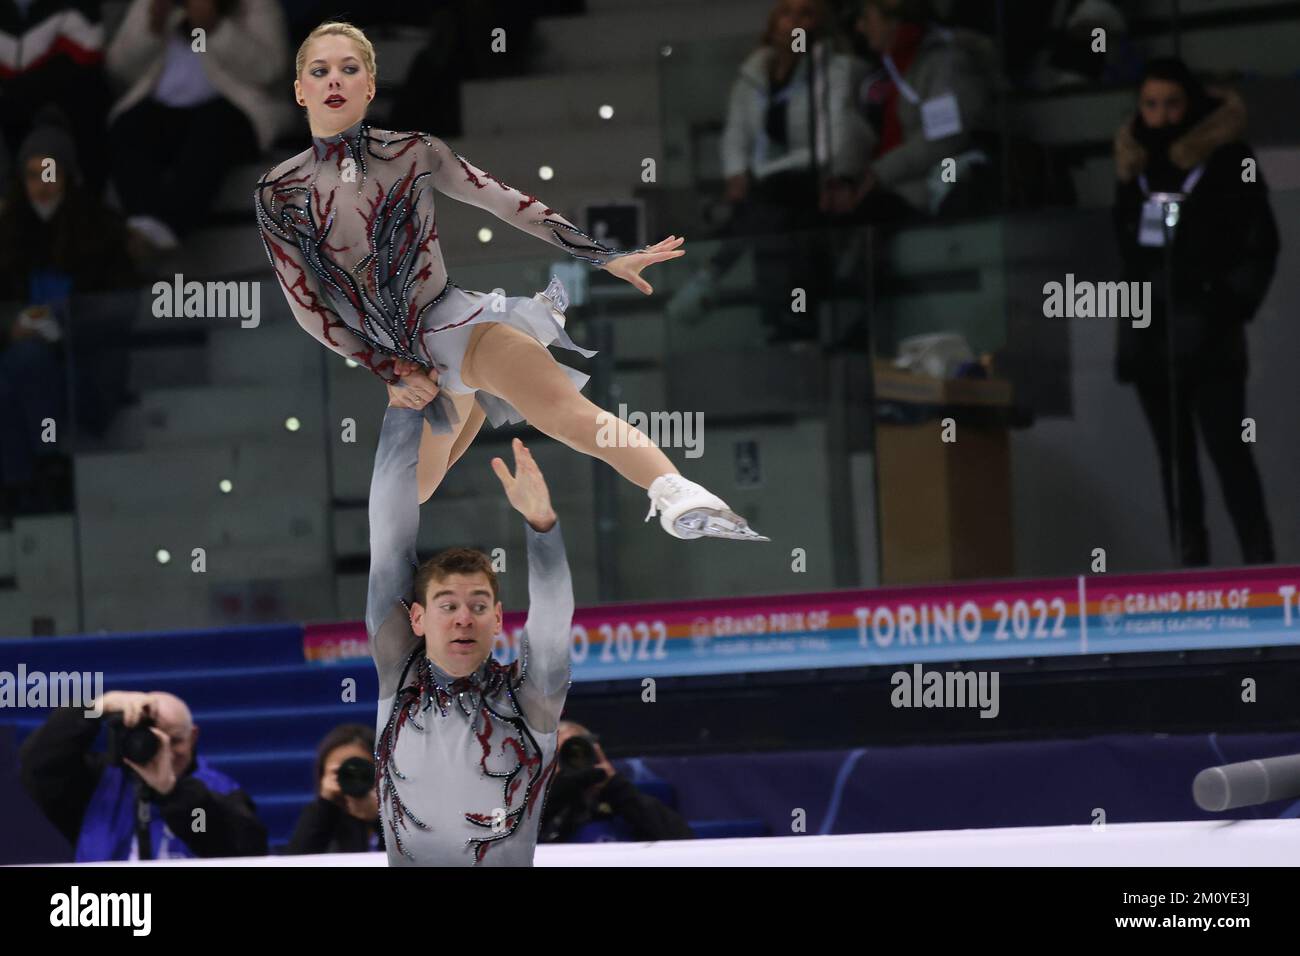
602, 236, 686, 295
490, 438, 557, 533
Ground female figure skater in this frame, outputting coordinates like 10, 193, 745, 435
256, 21, 766, 542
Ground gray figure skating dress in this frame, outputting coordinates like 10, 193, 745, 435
255, 120, 636, 433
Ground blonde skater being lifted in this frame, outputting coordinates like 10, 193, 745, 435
256, 21, 766, 541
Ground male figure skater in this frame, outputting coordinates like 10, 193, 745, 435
367, 393, 574, 865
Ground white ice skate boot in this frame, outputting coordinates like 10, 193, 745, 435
534, 275, 570, 327
644, 474, 769, 541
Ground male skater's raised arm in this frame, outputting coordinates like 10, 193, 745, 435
490, 442, 575, 736
365, 403, 424, 698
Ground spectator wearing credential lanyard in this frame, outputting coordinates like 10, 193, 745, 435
719, 0, 868, 215
1112, 58, 1278, 568
823, 0, 995, 221
700, 0, 870, 345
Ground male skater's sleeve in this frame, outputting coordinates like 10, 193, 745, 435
425, 136, 642, 268
366, 405, 424, 699
514, 521, 576, 735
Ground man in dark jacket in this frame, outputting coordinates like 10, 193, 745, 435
540, 720, 695, 844
1113, 58, 1278, 567
19, 690, 268, 861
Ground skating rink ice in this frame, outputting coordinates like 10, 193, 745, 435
44, 819, 1300, 866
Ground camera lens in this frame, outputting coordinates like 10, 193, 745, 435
558, 736, 597, 772
337, 756, 375, 797
107, 713, 161, 767
122, 724, 160, 765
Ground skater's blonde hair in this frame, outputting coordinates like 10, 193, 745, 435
295, 21, 377, 81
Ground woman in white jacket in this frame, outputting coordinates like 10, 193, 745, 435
720, 0, 869, 209
702, 0, 869, 344
106, 0, 291, 251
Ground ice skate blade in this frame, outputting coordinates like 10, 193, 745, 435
671, 509, 770, 542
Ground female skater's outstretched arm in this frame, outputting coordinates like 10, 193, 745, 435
365, 403, 425, 695
423, 136, 685, 291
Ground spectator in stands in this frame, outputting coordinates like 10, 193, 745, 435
0, 0, 110, 194
19, 690, 268, 860
721, 0, 867, 212
688, 0, 869, 344
457, 0, 539, 80
0, 115, 137, 516
0, 115, 137, 301
1025, 0, 1142, 92
1113, 58, 1278, 567
539, 720, 695, 844
105, 0, 290, 254
285, 723, 383, 854
826, 0, 998, 220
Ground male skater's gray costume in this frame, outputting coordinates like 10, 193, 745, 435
367, 406, 574, 865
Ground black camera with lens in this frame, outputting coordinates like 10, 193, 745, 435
557, 734, 599, 774
540, 735, 610, 841
337, 756, 376, 797
104, 712, 161, 768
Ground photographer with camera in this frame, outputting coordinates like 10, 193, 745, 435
285, 724, 383, 854
540, 721, 695, 844
18, 690, 267, 861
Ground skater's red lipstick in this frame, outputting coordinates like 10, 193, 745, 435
325, 94, 347, 107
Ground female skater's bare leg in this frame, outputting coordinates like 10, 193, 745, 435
416, 390, 481, 503
461, 323, 676, 489
448, 403, 486, 469
460, 323, 765, 539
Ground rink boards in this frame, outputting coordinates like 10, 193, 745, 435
304, 564, 1300, 679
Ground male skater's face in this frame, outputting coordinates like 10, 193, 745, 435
411, 573, 503, 677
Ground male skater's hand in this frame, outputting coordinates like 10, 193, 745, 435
602, 236, 686, 295
387, 358, 440, 409
491, 438, 557, 533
